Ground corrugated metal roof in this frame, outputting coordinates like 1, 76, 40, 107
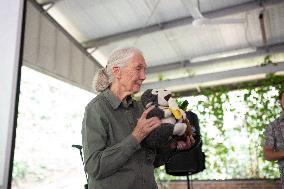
24, 1, 102, 92
32, 0, 284, 93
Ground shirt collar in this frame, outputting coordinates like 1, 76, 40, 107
103, 88, 133, 109
124, 95, 134, 108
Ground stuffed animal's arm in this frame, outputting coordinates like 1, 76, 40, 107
146, 106, 165, 119
161, 117, 176, 125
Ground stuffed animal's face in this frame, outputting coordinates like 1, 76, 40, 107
152, 89, 172, 106
141, 89, 172, 108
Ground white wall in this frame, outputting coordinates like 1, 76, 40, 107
0, 0, 24, 188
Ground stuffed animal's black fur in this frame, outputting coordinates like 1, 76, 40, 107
140, 89, 175, 149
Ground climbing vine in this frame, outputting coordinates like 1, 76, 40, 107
155, 74, 284, 181
195, 74, 284, 179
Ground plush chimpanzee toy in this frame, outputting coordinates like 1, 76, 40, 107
141, 89, 195, 149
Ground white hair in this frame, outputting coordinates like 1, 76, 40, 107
93, 47, 143, 93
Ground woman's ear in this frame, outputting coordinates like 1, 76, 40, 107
112, 66, 121, 79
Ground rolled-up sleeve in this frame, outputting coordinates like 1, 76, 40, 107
82, 101, 140, 179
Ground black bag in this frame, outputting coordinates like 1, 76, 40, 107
165, 111, 206, 176
165, 140, 205, 176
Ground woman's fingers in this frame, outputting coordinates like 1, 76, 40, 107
132, 108, 161, 143
141, 106, 155, 119
148, 117, 160, 125
176, 137, 192, 150
147, 117, 161, 130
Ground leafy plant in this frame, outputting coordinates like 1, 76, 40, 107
155, 74, 284, 180
12, 161, 29, 183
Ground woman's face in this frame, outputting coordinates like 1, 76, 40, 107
118, 53, 147, 94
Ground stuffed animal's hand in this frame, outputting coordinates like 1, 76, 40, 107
173, 119, 196, 145
173, 122, 187, 136
161, 117, 176, 125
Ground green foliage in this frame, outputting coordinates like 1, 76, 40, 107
12, 161, 29, 183
261, 55, 273, 66
177, 99, 189, 111
196, 74, 283, 179
12, 161, 48, 183
32, 164, 48, 181
185, 69, 195, 77
155, 74, 284, 180
241, 85, 281, 178
154, 167, 174, 184
158, 74, 164, 81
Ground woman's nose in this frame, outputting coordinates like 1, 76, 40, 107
140, 70, 146, 80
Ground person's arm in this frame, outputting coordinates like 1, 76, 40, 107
82, 101, 140, 179
82, 102, 160, 179
263, 121, 284, 161
263, 146, 284, 161
132, 106, 161, 143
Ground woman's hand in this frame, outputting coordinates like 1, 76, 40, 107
169, 136, 192, 150
132, 106, 161, 143
176, 136, 192, 150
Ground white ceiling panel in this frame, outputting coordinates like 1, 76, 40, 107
30, 0, 284, 93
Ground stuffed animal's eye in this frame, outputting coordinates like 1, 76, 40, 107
152, 90, 159, 95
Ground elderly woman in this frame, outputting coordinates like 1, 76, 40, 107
82, 47, 190, 189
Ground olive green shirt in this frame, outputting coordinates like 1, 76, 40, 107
82, 89, 165, 189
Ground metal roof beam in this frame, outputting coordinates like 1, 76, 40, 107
146, 42, 284, 74
82, 0, 284, 48
141, 61, 284, 91
174, 76, 284, 97
36, 0, 63, 5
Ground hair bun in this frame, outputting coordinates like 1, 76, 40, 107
93, 68, 110, 93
